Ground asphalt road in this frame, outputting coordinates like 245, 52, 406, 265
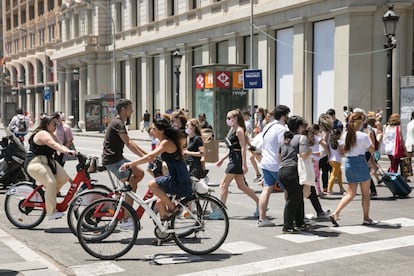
0, 134, 414, 275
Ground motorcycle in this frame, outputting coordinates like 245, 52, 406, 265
0, 128, 31, 189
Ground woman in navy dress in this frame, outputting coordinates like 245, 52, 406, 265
210, 109, 259, 219
121, 118, 192, 220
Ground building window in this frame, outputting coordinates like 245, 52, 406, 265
167, 0, 175, 16
243, 34, 258, 68
313, 19, 335, 122
276, 28, 294, 109
216, 41, 228, 64
148, 0, 155, 22
48, 25, 55, 42
131, 0, 138, 27
189, 0, 197, 9
116, 2, 122, 32
192, 46, 202, 65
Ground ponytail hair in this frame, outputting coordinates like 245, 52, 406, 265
344, 112, 364, 152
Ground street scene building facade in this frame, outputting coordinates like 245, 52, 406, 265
1, 0, 414, 131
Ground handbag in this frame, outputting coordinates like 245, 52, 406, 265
393, 126, 406, 159
297, 154, 315, 186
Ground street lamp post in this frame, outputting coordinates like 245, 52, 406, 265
382, 5, 399, 122
72, 69, 81, 132
18, 78, 24, 108
173, 49, 183, 110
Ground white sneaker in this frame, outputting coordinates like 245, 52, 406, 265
117, 219, 137, 231
47, 211, 65, 220
257, 219, 275, 227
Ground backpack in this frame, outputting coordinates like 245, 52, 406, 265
17, 116, 27, 132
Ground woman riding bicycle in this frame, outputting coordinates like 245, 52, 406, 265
24, 113, 76, 220
120, 118, 192, 220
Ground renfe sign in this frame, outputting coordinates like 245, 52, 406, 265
243, 69, 263, 89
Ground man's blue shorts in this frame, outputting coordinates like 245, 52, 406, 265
262, 168, 285, 189
105, 158, 131, 181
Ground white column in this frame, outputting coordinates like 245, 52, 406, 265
257, 29, 270, 109
65, 68, 73, 124
87, 63, 96, 96
158, 50, 167, 114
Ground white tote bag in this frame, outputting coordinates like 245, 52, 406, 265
297, 154, 315, 186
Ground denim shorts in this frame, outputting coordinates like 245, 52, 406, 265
345, 155, 370, 183
105, 158, 131, 181
262, 168, 285, 189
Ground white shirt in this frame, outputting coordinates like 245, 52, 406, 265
345, 131, 371, 157
405, 119, 414, 152
261, 121, 287, 172
328, 138, 344, 163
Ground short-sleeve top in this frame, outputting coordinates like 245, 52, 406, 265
102, 117, 127, 165
279, 134, 309, 169
344, 131, 372, 157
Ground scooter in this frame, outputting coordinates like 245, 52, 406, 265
0, 128, 31, 189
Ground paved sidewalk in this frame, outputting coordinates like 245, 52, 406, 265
0, 228, 65, 275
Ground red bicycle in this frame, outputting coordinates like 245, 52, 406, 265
4, 153, 112, 229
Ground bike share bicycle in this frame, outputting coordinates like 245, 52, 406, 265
4, 153, 112, 229
76, 169, 229, 260
66, 157, 164, 237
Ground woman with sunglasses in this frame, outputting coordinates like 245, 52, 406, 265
210, 109, 259, 219
24, 112, 76, 220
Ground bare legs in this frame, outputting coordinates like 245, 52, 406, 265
220, 173, 259, 206
330, 179, 372, 221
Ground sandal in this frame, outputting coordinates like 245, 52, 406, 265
329, 215, 339, 227
160, 205, 181, 221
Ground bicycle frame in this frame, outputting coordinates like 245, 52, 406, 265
103, 187, 202, 234
20, 164, 96, 212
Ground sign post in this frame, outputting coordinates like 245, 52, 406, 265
243, 69, 263, 89
43, 86, 50, 114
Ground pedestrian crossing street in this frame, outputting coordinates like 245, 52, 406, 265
69, 217, 414, 275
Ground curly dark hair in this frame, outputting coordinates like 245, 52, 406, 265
153, 118, 184, 160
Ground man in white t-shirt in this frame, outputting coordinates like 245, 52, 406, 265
257, 105, 290, 227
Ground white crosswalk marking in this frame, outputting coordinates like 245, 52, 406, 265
178, 235, 414, 276
220, 241, 266, 254
276, 231, 327, 243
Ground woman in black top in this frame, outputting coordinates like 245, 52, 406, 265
210, 109, 259, 219
183, 118, 206, 179
25, 113, 76, 220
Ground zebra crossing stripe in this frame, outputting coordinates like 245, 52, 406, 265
178, 235, 414, 276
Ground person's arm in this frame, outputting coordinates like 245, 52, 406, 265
8, 116, 16, 131
35, 131, 75, 155
63, 125, 74, 148
237, 127, 248, 173
119, 132, 146, 157
120, 139, 169, 170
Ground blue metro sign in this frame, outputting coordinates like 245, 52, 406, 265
243, 69, 263, 89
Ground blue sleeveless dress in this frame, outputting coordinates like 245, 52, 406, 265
155, 149, 192, 197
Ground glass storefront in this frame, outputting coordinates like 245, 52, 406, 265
193, 65, 249, 140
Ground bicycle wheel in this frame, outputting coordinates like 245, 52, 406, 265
76, 198, 139, 260
4, 181, 46, 229
172, 194, 229, 255
78, 183, 112, 195
67, 190, 109, 236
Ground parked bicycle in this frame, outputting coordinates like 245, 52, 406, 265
76, 176, 229, 260
4, 153, 112, 229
